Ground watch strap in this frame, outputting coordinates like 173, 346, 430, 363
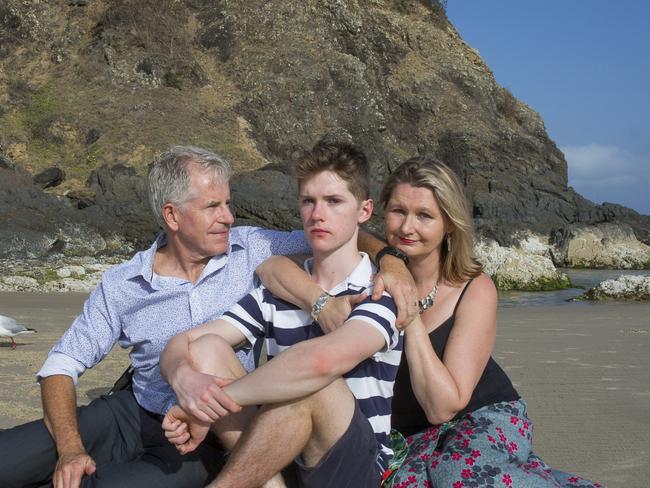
311, 291, 331, 322
376, 246, 409, 270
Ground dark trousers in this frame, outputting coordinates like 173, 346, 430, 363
0, 390, 224, 488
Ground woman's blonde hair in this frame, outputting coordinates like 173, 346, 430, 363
380, 156, 482, 284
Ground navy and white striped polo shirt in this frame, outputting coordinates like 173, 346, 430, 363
222, 253, 403, 472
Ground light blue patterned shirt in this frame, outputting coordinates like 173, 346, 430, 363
37, 226, 309, 415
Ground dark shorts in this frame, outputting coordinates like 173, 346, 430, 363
294, 400, 381, 488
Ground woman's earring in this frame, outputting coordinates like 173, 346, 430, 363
446, 234, 451, 253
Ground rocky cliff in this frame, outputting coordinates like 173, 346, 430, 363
1, 0, 649, 263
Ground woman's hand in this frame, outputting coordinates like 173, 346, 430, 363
372, 255, 418, 329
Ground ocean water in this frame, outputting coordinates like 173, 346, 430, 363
498, 268, 650, 307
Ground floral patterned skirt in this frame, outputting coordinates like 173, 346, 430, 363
384, 400, 603, 488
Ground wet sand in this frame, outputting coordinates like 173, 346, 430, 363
1, 292, 649, 487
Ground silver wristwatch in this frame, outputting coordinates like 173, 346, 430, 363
310, 291, 331, 322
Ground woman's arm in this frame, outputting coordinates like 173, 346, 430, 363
405, 273, 497, 424
358, 230, 419, 327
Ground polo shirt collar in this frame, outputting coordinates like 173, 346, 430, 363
303, 252, 374, 295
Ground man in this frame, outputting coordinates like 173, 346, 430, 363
160, 141, 404, 487
0, 146, 312, 488
0, 145, 416, 488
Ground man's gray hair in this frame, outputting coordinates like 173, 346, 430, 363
148, 145, 232, 227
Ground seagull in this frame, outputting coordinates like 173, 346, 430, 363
0, 314, 37, 350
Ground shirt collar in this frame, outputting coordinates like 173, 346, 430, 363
199, 229, 246, 281
129, 229, 247, 285
303, 252, 375, 295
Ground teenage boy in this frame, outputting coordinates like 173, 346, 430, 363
160, 140, 403, 487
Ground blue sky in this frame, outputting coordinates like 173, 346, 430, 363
446, 1, 650, 215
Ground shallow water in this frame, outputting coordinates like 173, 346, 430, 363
498, 268, 650, 307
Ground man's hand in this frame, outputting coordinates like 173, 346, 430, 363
372, 255, 418, 329
162, 405, 210, 455
53, 449, 96, 488
316, 293, 367, 333
171, 365, 241, 423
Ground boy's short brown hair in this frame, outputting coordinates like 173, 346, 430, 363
294, 139, 370, 203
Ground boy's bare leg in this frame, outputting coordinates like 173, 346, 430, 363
209, 378, 356, 488
188, 335, 257, 449
189, 336, 287, 488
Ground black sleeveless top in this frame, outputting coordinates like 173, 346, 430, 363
392, 281, 520, 437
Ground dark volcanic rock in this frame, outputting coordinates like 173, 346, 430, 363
0, 153, 15, 169
34, 167, 66, 189
0, 0, 647, 256
85, 127, 101, 145
231, 169, 301, 230
0, 164, 144, 260
87, 163, 137, 189
83, 164, 159, 247
66, 190, 96, 209
0, 167, 77, 258
599, 203, 650, 245
187, 1, 648, 241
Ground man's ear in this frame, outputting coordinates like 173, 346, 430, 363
358, 198, 373, 224
162, 203, 180, 231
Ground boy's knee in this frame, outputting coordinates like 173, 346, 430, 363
280, 378, 355, 425
189, 335, 244, 376
310, 377, 354, 406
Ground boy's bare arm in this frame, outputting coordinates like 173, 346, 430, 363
221, 321, 386, 406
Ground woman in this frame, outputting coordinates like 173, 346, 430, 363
378, 157, 600, 487
257, 156, 600, 488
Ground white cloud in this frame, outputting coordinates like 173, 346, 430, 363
561, 143, 650, 214
562, 144, 643, 189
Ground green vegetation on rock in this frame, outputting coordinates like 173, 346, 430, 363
15, 268, 59, 285
493, 274, 572, 292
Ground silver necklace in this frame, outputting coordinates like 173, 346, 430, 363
418, 285, 438, 313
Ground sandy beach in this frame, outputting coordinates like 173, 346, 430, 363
1, 292, 648, 487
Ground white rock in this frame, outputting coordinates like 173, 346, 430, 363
475, 239, 569, 290
0, 276, 39, 292
67, 265, 86, 276
552, 224, 650, 269
578, 275, 650, 301
41, 275, 102, 293
56, 268, 71, 278
515, 232, 552, 257
84, 263, 114, 273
